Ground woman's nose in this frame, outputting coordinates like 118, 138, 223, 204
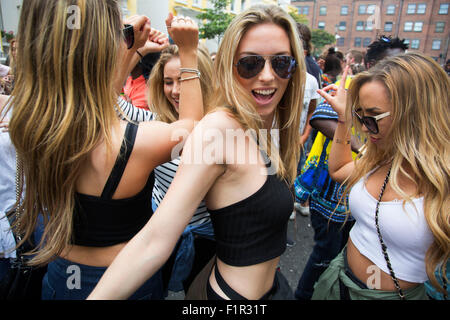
258, 59, 275, 82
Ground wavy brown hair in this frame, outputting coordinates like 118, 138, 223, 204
8, 0, 123, 265
344, 53, 449, 293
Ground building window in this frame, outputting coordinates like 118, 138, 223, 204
337, 37, 345, 47
318, 21, 325, 30
414, 21, 423, 32
386, 5, 396, 15
319, 6, 327, 15
354, 37, 362, 47
384, 22, 393, 32
363, 38, 372, 47
435, 21, 445, 32
298, 6, 309, 15
404, 21, 413, 31
432, 39, 442, 50
365, 21, 374, 31
438, 3, 449, 14
358, 5, 367, 14
367, 4, 376, 14
356, 21, 364, 31
417, 3, 426, 14
341, 5, 349, 15
339, 21, 347, 31
192, 0, 201, 6
411, 39, 420, 49
404, 39, 410, 46
407, 4, 416, 14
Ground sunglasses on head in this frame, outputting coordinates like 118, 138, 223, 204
353, 110, 391, 134
123, 24, 134, 49
235, 55, 297, 79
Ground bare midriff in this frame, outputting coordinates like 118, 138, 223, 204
208, 256, 280, 300
60, 243, 128, 267
347, 238, 420, 291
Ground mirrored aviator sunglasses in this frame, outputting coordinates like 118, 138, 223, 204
123, 24, 134, 49
235, 55, 297, 79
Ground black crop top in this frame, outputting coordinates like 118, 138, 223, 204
72, 122, 154, 247
208, 173, 293, 266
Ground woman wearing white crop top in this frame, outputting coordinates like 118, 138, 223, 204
313, 53, 449, 300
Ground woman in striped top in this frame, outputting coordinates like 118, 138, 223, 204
129, 44, 216, 293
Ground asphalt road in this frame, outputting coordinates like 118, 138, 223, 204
166, 211, 315, 300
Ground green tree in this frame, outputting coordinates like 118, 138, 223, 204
311, 29, 335, 56
289, 11, 309, 25
196, 0, 234, 44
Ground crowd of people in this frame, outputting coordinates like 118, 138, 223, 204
0, 0, 448, 301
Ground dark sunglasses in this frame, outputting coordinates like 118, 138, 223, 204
353, 110, 391, 134
235, 55, 297, 79
123, 24, 134, 49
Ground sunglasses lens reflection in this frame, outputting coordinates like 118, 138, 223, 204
271, 56, 296, 79
236, 55, 296, 79
236, 56, 265, 79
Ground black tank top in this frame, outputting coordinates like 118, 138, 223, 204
208, 172, 293, 266
72, 122, 154, 247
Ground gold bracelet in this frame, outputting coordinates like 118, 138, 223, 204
179, 75, 200, 82
335, 138, 350, 145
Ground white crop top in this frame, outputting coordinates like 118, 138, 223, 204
349, 172, 434, 283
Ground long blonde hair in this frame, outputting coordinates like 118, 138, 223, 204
149, 43, 214, 123
213, 4, 305, 184
345, 53, 449, 292
8, 0, 123, 265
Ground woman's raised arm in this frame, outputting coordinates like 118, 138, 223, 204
316, 66, 355, 183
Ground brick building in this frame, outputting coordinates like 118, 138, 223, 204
292, 0, 449, 64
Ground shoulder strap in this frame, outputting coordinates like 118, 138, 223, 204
101, 122, 139, 199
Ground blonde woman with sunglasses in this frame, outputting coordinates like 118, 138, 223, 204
313, 53, 449, 300
7, 0, 203, 300
89, 5, 306, 300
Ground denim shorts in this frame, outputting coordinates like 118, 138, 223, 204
41, 257, 164, 300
